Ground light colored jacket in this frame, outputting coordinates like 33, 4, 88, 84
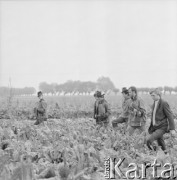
120, 96, 131, 118
128, 96, 146, 127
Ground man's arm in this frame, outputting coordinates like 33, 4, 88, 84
123, 99, 131, 114
163, 101, 175, 130
131, 98, 146, 116
138, 98, 146, 115
105, 102, 111, 118
127, 101, 135, 115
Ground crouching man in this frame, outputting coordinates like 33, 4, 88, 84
93, 91, 111, 128
34, 91, 48, 125
146, 88, 176, 152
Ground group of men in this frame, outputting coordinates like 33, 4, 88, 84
93, 87, 176, 152
34, 87, 176, 152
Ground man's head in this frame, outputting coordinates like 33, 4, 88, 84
150, 88, 161, 101
94, 93, 98, 100
37, 91, 43, 100
128, 86, 137, 99
94, 91, 104, 100
121, 87, 129, 98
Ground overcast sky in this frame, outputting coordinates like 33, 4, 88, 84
0, 0, 177, 90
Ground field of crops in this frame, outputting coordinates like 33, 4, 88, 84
0, 94, 177, 180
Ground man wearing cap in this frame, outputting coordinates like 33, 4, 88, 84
112, 87, 130, 129
146, 88, 175, 152
127, 86, 146, 135
93, 91, 111, 127
34, 91, 48, 125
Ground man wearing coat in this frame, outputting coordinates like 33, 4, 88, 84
34, 91, 48, 125
112, 87, 130, 129
93, 91, 111, 127
127, 86, 146, 135
146, 88, 176, 151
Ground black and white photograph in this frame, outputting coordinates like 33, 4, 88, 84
0, 0, 177, 179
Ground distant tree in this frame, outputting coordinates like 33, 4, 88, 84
0, 87, 36, 96
85, 81, 97, 95
55, 84, 63, 95
164, 86, 174, 95
24, 87, 36, 95
61, 80, 75, 95
12, 88, 19, 96
72, 81, 82, 95
96, 76, 115, 93
0, 87, 9, 96
174, 86, 177, 94
76, 81, 85, 95
39, 77, 117, 96
137, 87, 150, 94
157, 86, 163, 92
39, 82, 52, 95
169, 87, 174, 95
164, 86, 168, 95
50, 83, 58, 95
113, 88, 119, 95
59, 80, 96, 95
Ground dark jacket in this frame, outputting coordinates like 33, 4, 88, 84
34, 99, 48, 122
128, 96, 146, 127
149, 98, 175, 133
94, 99, 111, 123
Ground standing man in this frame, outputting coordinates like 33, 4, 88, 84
146, 88, 175, 151
93, 91, 111, 128
34, 91, 48, 125
112, 87, 130, 129
127, 86, 146, 135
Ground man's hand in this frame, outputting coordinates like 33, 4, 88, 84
170, 130, 176, 137
133, 109, 137, 113
131, 109, 137, 116
95, 115, 100, 118
137, 111, 142, 117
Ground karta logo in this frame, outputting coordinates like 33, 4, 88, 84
104, 157, 177, 179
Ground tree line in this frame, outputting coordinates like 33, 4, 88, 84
137, 86, 177, 95
0, 87, 36, 96
39, 77, 118, 95
0, 77, 177, 96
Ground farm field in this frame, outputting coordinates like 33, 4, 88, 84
0, 94, 177, 180
1, 94, 177, 120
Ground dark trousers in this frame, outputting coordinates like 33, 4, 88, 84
112, 116, 128, 128
34, 117, 47, 125
146, 127, 167, 151
96, 118, 109, 127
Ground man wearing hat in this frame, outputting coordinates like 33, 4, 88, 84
34, 91, 48, 125
112, 87, 130, 129
93, 91, 111, 127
